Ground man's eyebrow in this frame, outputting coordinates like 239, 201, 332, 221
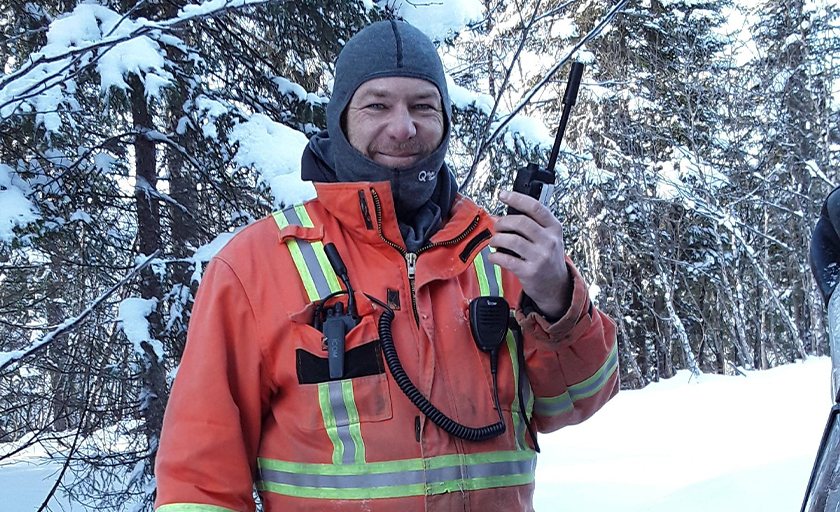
411, 91, 441, 101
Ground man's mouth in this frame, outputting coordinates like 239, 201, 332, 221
380, 152, 418, 158
373, 151, 424, 168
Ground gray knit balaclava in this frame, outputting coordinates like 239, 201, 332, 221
326, 20, 452, 218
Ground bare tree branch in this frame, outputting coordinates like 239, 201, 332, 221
0, 250, 162, 374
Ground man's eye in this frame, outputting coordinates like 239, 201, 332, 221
366, 103, 386, 110
414, 104, 434, 111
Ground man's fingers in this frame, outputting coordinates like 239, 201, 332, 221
499, 191, 555, 227
487, 245, 525, 272
490, 232, 532, 258
492, 215, 539, 244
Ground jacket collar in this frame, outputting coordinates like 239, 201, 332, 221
314, 181, 490, 250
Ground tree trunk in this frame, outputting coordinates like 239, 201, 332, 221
129, 74, 167, 472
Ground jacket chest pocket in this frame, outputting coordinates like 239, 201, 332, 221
290, 309, 393, 433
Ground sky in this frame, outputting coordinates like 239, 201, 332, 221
1, 356, 831, 511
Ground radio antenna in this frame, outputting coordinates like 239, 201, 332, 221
546, 61, 584, 174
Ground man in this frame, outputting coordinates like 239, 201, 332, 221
155, 20, 618, 512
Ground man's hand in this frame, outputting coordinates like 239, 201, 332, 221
488, 190, 572, 319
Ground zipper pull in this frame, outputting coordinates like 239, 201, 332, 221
405, 252, 417, 280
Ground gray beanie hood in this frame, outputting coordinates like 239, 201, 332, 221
323, 19, 452, 219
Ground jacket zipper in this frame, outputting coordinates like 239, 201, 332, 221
370, 188, 480, 325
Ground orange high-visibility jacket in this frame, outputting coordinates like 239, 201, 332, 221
154, 181, 618, 512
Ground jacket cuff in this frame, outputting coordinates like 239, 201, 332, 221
514, 258, 593, 350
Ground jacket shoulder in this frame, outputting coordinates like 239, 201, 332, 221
210, 199, 324, 270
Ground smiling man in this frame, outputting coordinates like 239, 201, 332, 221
154, 19, 618, 512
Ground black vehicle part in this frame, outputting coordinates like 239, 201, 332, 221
801, 404, 840, 512
810, 185, 840, 305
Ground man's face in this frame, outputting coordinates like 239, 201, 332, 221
344, 77, 445, 169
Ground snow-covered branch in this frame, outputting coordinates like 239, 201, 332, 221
0, 0, 282, 121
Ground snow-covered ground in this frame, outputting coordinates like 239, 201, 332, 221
1, 357, 831, 511
534, 357, 831, 511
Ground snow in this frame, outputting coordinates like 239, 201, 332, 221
446, 75, 495, 114
69, 209, 91, 223
382, 0, 484, 41
0, 164, 39, 242
576, 49, 596, 65
229, 114, 315, 208
531, 358, 830, 511
117, 297, 164, 362
503, 115, 554, 150
93, 152, 117, 174
551, 18, 579, 39
806, 159, 833, 184
177, 0, 267, 19
273, 76, 326, 105
192, 231, 237, 264
2, 358, 831, 511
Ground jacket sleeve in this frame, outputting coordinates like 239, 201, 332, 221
512, 257, 619, 433
155, 257, 273, 512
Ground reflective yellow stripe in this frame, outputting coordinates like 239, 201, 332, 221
319, 380, 367, 465
257, 450, 536, 500
318, 382, 344, 464
275, 205, 366, 464
342, 379, 366, 464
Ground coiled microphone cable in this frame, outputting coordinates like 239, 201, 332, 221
366, 294, 506, 442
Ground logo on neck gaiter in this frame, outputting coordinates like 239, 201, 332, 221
418, 169, 438, 182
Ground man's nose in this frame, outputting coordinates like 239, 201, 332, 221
385, 106, 416, 140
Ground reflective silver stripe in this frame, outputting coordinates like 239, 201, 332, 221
328, 380, 356, 464
156, 505, 238, 512
478, 246, 500, 296
519, 360, 534, 448
282, 208, 334, 300
427, 457, 535, 483
474, 246, 535, 449
568, 341, 618, 402
521, 366, 533, 418
262, 466, 424, 488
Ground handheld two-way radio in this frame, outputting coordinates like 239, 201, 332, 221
506, 61, 584, 216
